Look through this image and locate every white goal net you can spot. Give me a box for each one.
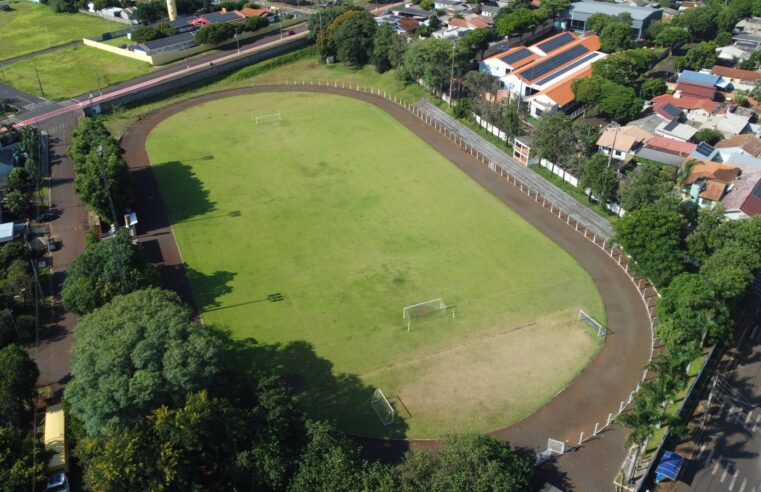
[253,112,282,125]
[402,298,454,331]
[371,389,395,426]
[579,310,606,337]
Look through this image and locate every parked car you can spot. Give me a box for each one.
[46,472,70,492]
[286,30,296,36]
[47,238,60,252]
[34,212,57,223]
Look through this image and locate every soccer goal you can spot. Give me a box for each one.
[536,439,566,465]
[579,310,606,337]
[402,298,454,331]
[253,112,282,125]
[371,389,395,426]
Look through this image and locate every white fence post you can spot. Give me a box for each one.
[578,432,584,445]
[594,422,600,436]
[619,401,625,413]
[607,413,613,426]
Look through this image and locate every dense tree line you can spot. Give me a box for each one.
[69,118,132,224]
[65,288,534,490]
[2,126,43,220]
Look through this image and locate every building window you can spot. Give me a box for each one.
[570,19,585,30]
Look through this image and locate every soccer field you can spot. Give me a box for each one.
[146,92,605,438]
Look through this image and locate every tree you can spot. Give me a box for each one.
[459,28,493,60]
[619,162,676,211]
[495,7,538,37]
[677,7,717,40]
[0,344,39,426]
[65,288,224,435]
[289,420,364,491]
[592,49,657,87]
[131,23,178,43]
[654,27,691,54]
[641,78,667,99]
[501,105,521,145]
[62,230,159,315]
[600,22,633,52]
[0,424,47,491]
[686,206,730,265]
[194,23,236,45]
[2,190,28,218]
[691,128,724,146]
[397,434,533,491]
[0,259,33,305]
[657,273,731,348]
[580,154,619,205]
[332,10,376,66]
[614,204,687,287]
[646,19,668,39]
[587,12,614,33]
[700,243,761,304]
[531,112,576,167]
[133,0,165,23]
[69,118,132,222]
[400,38,469,93]
[675,41,718,71]
[596,85,643,122]
[316,9,366,60]
[6,168,33,194]
[243,15,269,32]
[372,24,397,73]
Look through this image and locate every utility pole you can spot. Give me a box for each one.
[448,39,456,107]
[607,122,620,167]
[96,144,127,292]
[94,71,103,96]
[34,67,45,99]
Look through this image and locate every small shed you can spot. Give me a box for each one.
[655,450,684,483]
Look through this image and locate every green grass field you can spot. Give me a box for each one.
[146,92,605,438]
[0,0,116,61]
[2,45,153,101]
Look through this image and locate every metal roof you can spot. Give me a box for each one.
[567,0,662,21]
[201,10,243,23]
[142,31,197,50]
[167,15,194,28]
[677,70,720,88]
[519,44,589,82]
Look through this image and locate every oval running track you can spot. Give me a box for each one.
[120,85,651,491]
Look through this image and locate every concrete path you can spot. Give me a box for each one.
[119,85,653,491]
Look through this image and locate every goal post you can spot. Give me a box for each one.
[253,112,282,124]
[370,389,395,426]
[402,298,455,331]
[579,310,606,337]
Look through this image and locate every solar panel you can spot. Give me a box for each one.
[519,44,589,83]
[663,120,679,132]
[167,15,194,28]
[535,52,599,86]
[537,33,574,54]
[662,103,682,118]
[202,11,241,23]
[500,48,532,66]
[143,31,197,50]
[695,142,715,158]
[753,183,761,200]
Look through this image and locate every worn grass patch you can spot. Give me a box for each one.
[145,92,604,439]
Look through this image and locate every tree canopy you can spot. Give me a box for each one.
[0,344,38,427]
[194,23,236,45]
[675,41,718,71]
[619,162,676,212]
[531,112,576,166]
[580,154,619,205]
[332,9,376,66]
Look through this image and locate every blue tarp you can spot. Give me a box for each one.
[655,451,684,483]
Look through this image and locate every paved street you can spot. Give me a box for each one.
[676,311,761,492]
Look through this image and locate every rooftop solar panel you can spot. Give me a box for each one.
[662,103,682,118]
[202,11,241,23]
[535,52,598,86]
[536,33,574,54]
[519,44,589,83]
[695,142,715,158]
[143,31,197,50]
[500,48,532,66]
[753,183,761,200]
[167,15,193,28]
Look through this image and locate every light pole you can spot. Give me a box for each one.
[235,29,240,53]
[96,144,127,292]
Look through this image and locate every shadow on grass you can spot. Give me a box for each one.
[185,265,235,311]
[150,160,215,223]
[225,337,410,440]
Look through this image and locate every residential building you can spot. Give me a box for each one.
[653,102,684,122]
[562,0,663,39]
[716,45,752,63]
[390,6,433,20]
[596,125,653,160]
[720,171,761,219]
[732,32,761,52]
[655,120,698,142]
[479,5,499,17]
[715,134,761,159]
[644,135,697,157]
[634,147,685,166]
[701,111,751,137]
[650,94,720,123]
[239,7,270,18]
[681,161,740,208]
[710,65,761,91]
[675,70,719,99]
[735,17,761,35]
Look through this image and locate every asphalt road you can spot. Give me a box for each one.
[675,309,761,492]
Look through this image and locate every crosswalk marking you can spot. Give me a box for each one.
[713,458,722,475]
[705,447,715,463]
[730,470,740,490]
[22,101,53,111]
[721,464,729,482]
[752,415,760,432]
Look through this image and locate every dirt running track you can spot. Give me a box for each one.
[121,86,651,491]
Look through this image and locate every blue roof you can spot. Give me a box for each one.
[655,451,684,483]
[678,70,721,88]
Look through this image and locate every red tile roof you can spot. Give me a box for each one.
[651,94,720,113]
[711,65,761,81]
[239,7,268,17]
[741,181,761,216]
[397,17,419,32]
[676,82,716,99]
[645,136,696,156]
[448,18,469,28]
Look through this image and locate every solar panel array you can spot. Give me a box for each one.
[167,16,194,28]
[753,182,761,200]
[519,44,589,83]
[662,103,682,119]
[143,31,197,50]
[202,11,242,23]
[500,48,532,66]
[535,52,598,87]
[695,142,715,158]
[536,33,574,54]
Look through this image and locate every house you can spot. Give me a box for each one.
[239,7,270,17]
[496,33,607,116]
[651,94,720,123]
[596,125,653,160]
[390,6,433,20]
[562,0,663,39]
[644,135,697,157]
[715,134,761,158]
[655,120,698,142]
[653,102,684,122]
[675,70,720,99]
[720,172,761,219]
[701,111,752,137]
[691,141,720,161]
[681,160,741,208]
[134,31,197,55]
[479,5,499,17]
[716,45,752,63]
[732,32,761,52]
[661,7,678,20]
[395,17,419,34]
[735,17,761,35]
[710,65,761,91]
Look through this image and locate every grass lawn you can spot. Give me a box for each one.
[2,45,153,101]
[0,0,115,61]
[146,92,605,438]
